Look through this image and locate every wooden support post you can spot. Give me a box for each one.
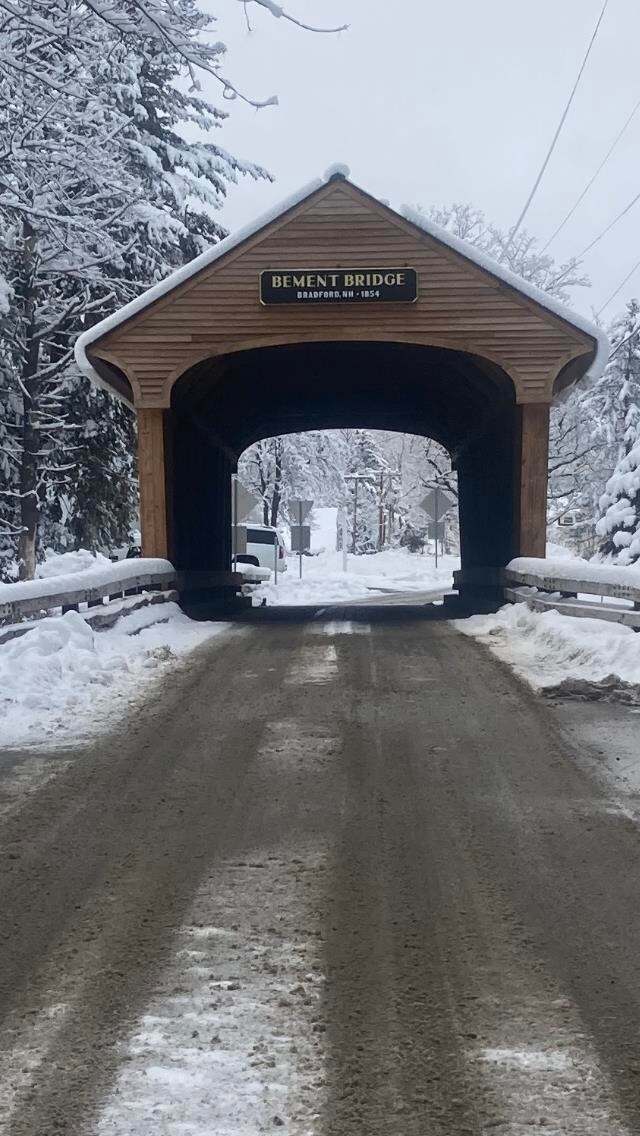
[518,402,550,558]
[137,407,168,560]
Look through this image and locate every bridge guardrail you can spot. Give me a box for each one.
[0,560,178,634]
[0,557,271,642]
[503,559,640,629]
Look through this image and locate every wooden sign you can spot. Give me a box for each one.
[260,268,418,305]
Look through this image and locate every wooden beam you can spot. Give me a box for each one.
[518,402,550,558]
[137,407,168,559]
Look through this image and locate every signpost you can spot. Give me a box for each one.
[231,476,260,563]
[260,268,418,306]
[337,506,348,572]
[418,487,456,568]
[289,498,313,579]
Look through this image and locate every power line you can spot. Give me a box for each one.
[542,94,640,252]
[501,0,610,261]
[550,185,640,293]
[597,258,640,317]
[577,186,640,258]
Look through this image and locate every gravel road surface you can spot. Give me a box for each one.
[0,616,639,1134]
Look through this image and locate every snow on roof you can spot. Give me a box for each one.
[75,163,609,391]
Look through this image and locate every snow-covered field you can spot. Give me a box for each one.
[0,604,227,750]
[256,547,457,605]
[459,603,640,696]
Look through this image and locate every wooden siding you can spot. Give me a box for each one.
[138,408,168,558]
[91,181,594,408]
[518,403,550,557]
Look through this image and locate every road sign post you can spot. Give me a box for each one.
[338,507,348,572]
[289,499,313,580]
[231,476,261,565]
[435,485,439,568]
[418,486,456,569]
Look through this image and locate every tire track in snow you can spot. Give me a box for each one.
[94,714,343,1135]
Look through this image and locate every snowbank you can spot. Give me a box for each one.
[0,605,226,749]
[544,542,586,563]
[310,506,339,553]
[457,603,640,695]
[36,548,113,579]
[257,547,458,605]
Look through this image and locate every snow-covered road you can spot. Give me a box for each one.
[1,617,640,1134]
[254,547,458,606]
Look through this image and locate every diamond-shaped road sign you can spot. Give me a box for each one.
[289,498,314,523]
[233,482,261,523]
[419,488,456,523]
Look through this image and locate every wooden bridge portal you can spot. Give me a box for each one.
[76,168,605,609]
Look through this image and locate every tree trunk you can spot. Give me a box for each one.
[17,222,41,580]
[255,443,270,525]
[270,439,282,527]
[17,394,39,580]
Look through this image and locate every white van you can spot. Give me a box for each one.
[233,524,288,574]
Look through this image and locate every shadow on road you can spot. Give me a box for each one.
[179,594,485,623]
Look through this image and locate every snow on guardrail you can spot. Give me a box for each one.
[506,557,640,600]
[503,557,640,629]
[0,559,176,625]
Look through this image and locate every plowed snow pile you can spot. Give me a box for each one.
[458,603,640,702]
[0,606,227,748]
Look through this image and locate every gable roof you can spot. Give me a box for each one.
[75,164,609,391]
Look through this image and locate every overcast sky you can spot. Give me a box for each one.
[203,0,639,322]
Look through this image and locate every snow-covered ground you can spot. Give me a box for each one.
[0,604,228,750]
[257,548,457,605]
[458,603,640,696]
[35,547,113,579]
[252,507,457,605]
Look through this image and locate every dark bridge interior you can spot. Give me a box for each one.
[168,340,518,599]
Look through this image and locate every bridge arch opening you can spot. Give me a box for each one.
[167,339,517,604]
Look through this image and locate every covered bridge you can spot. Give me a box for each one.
[76,166,606,608]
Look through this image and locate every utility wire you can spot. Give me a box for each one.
[577,186,640,258]
[542,93,640,252]
[550,186,640,293]
[501,0,610,261]
[597,258,640,317]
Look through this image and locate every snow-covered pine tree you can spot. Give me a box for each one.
[596,442,640,565]
[595,301,640,563]
[0,7,149,577]
[2,0,342,576]
[46,20,271,559]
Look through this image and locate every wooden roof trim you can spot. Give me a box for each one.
[97,178,591,355]
[85,180,341,345]
[344,186,593,351]
[75,167,608,391]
